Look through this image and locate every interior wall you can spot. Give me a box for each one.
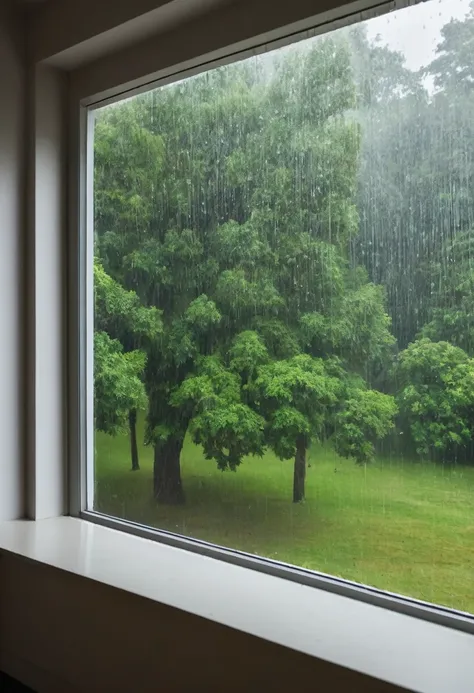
[0,554,407,693]
[33,0,381,70]
[26,64,67,521]
[0,4,25,521]
[28,0,182,64]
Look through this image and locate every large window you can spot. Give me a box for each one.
[89,0,474,617]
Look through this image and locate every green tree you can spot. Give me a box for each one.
[333,385,397,465]
[94,261,162,469]
[171,350,266,472]
[251,352,341,502]
[94,34,396,502]
[176,328,395,502]
[349,26,433,349]
[428,1,474,91]
[93,102,165,471]
[94,331,147,437]
[396,338,474,458]
[352,7,474,353]
[422,230,474,356]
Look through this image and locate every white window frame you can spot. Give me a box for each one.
[67,0,474,641]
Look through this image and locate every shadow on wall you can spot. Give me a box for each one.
[0,672,36,692]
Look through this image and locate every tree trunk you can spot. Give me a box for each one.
[154,435,185,504]
[293,436,307,503]
[129,409,140,471]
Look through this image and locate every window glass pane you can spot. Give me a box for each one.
[91,0,474,615]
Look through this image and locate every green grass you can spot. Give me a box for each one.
[95,423,474,614]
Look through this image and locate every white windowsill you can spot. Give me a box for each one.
[0,517,472,693]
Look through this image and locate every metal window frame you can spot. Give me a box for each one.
[69,0,474,638]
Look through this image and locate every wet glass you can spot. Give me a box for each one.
[91,0,474,615]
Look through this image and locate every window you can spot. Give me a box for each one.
[87,0,474,619]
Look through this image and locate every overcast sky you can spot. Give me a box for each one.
[366,0,471,70]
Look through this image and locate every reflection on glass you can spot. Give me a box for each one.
[92,0,474,614]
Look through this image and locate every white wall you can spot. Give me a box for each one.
[0,4,25,521]
[26,64,67,520]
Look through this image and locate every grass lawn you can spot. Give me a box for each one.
[95,423,474,615]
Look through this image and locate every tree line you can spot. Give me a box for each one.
[94,2,474,504]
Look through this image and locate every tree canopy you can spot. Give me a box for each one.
[94,260,162,467]
[93,2,474,501]
[94,34,397,504]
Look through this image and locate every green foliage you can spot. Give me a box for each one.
[352,7,474,351]
[348,6,474,463]
[229,331,269,379]
[94,261,162,444]
[94,102,165,272]
[94,260,163,347]
[427,1,474,91]
[422,231,474,356]
[300,279,395,374]
[93,29,398,496]
[184,295,221,332]
[93,6,474,488]
[251,354,396,465]
[171,356,265,470]
[213,220,272,270]
[396,339,474,456]
[215,270,284,321]
[333,387,397,464]
[252,355,342,460]
[94,332,147,435]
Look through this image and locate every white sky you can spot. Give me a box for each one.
[366,0,471,69]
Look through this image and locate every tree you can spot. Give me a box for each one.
[176,327,396,502]
[94,33,397,502]
[421,230,474,356]
[252,352,341,502]
[404,229,474,462]
[94,261,162,469]
[428,1,474,92]
[332,385,397,465]
[94,331,147,437]
[171,350,266,472]
[396,338,474,458]
[352,7,474,353]
[349,26,433,349]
